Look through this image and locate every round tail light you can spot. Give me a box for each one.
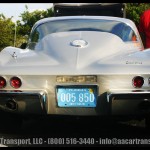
[0,76,6,89]
[10,77,22,89]
[133,76,144,88]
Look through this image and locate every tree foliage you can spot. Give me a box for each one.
[17,6,54,36]
[0,6,54,50]
[126,3,150,26]
[0,15,15,50]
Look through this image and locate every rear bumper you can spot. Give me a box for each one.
[107,90,150,116]
[0,90,150,117]
[0,90,47,115]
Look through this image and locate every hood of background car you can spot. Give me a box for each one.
[0,31,148,75]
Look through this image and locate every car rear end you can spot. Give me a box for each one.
[0,74,150,119]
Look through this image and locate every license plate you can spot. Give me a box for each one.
[56,86,97,107]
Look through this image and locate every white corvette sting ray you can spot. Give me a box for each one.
[0,16,150,127]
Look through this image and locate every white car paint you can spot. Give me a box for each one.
[0,16,149,117]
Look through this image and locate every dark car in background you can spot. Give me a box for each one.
[53,3,126,18]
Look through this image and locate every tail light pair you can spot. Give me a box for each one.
[0,75,146,89]
[0,76,22,89]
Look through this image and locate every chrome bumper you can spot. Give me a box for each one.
[1,89,150,116]
[0,90,47,114]
[107,90,150,116]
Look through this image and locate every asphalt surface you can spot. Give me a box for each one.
[0,115,150,147]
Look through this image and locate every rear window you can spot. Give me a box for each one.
[28,19,137,50]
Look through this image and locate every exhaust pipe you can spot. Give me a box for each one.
[5,99,18,111]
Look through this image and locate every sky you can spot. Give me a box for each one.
[0,3,53,22]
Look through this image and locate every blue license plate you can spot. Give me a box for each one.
[56,86,97,107]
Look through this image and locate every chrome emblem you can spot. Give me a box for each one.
[71,40,88,48]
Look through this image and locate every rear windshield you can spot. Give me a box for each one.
[28,19,137,50]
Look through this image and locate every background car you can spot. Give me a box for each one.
[53,3,126,18]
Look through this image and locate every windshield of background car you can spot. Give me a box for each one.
[28,19,138,50]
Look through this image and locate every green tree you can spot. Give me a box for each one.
[0,5,54,49]
[0,14,15,50]
[17,5,54,36]
[126,3,150,26]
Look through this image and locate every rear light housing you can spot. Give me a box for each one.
[10,77,22,89]
[132,76,144,88]
[0,76,6,89]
